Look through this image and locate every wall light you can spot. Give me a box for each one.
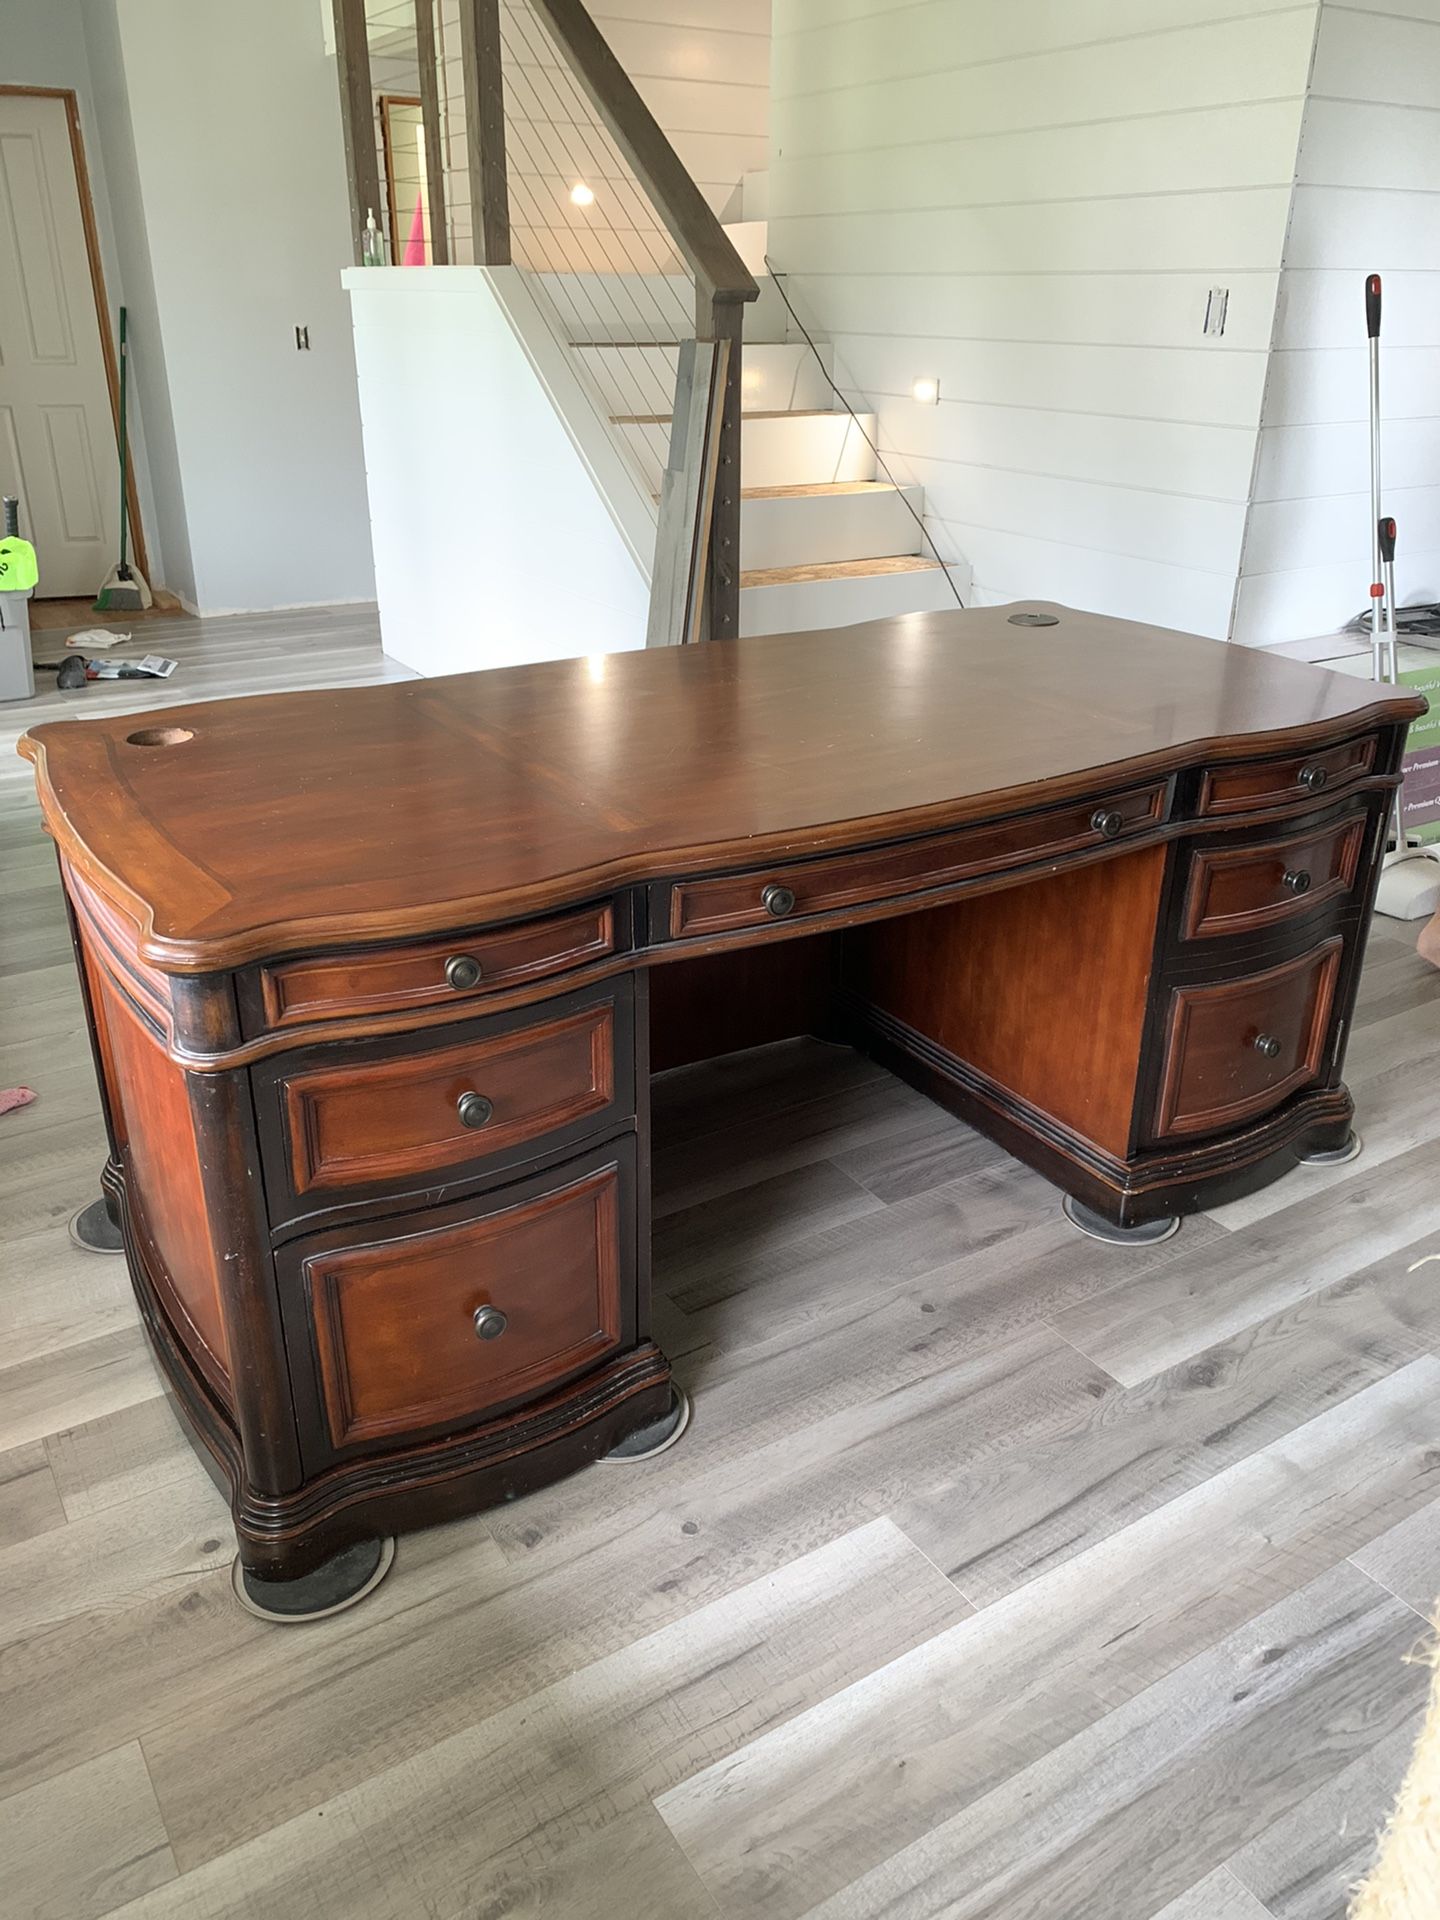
[912,377,940,406]
[569,181,595,207]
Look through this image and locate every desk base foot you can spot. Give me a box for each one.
[1296,1129,1363,1167]
[69,1195,124,1254]
[601,1384,691,1462]
[1063,1195,1180,1247]
[232,1536,394,1623]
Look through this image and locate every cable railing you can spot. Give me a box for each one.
[330,0,758,644]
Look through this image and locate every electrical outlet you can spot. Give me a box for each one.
[1203,288,1228,338]
[295,325,310,351]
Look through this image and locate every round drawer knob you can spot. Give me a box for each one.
[1091,808,1125,840]
[1281,869,1312,895]
[446,953,483,991]
[761,883,796,919]
[1298,764,1328,793]
[456,1091,494,1130]
[472,1304,508,1341]
[1253,1033,1283,1060]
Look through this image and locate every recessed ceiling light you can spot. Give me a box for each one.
[912,376,940,405]
[570,182,595,207]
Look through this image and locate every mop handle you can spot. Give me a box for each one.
[117,306,129,574]
[1366,274,1385,680]
[1380,516,1399,683]
[1379,515,1407,852]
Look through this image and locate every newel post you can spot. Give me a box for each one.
[458,0,512,264]
[332,0,383,265]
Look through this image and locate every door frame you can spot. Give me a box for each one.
[0,84,150,586]
[380,93,424,266]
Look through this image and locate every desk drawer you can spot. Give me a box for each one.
[257,902,615,1030]
[264,985,628,1212]
[1181,814,1368,941]
[292,1147,629,1452]
[668,783,1169,940]
[1153,937,1343,1141]
[1197,739,1374,817]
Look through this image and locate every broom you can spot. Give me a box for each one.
[93,306,152,613]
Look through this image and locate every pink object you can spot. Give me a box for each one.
[404,192,427,266]
[0,1086,36,1116]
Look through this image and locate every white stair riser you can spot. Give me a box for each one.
[740,344,832,413]
[722,219,768,277]
[616,410,878,496]
[741,563,972,638]
[742,412,877,490]
[741,486,925,570]
[578,342,833,419]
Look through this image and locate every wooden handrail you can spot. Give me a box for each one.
[525,0,759,317]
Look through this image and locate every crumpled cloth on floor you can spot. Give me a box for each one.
[0,1087,36,1115]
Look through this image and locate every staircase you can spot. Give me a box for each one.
[544,180,969,637]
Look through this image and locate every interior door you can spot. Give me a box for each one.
[0,92,118,596]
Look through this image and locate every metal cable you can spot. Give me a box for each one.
[763,255,966,611]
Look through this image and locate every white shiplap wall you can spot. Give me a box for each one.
[768,0,1324,638]
[1234,0,1440,645]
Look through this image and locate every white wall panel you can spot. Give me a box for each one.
[773,272,1282,353]
[828,337,1270,431]
[891,463,1248,576]
[1264,345,1440,426]
[1235,0,1440,644]
[769,0,1321,638]
[1244,485,1440,574]
[774,0,1308,66]
[1233,549,1440,647]
[1273,270,1440,349]
[1257,419,1440,500]
[772,191,1296,278]
[886,409,1258,503]
[773,12,1317,142]
[770,104,1306,212]
[1309,3,1440,105]
[944,519,1241,639]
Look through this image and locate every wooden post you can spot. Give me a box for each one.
[332,0,383,265]
[646,338,729,647]
[414,0,450,265]
[457,0,510,265]
[702,299,743,642]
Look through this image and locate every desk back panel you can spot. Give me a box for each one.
[844,846,1168,1159]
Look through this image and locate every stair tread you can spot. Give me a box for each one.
[742,481,904,500]
[741,556,940,588]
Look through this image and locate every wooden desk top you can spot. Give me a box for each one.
[20,604,1424,969]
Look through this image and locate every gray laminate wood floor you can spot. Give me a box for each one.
[3,606,1440,1920]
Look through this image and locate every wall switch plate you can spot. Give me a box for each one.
[295,325,311,351]
[1203,288,1228,337]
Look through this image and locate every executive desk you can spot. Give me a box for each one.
[20,604,1425,1616]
